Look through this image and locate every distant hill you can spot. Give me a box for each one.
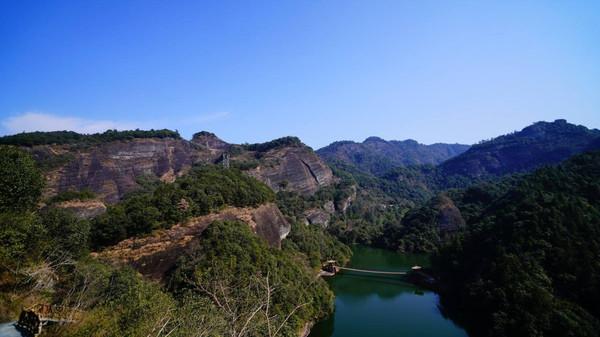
[440,119,600,178]
[317,137,469,176]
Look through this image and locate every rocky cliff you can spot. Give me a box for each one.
[13,131,333,203]
[96,203,290,280]
[31,138,202,203]
[243,145,334,195]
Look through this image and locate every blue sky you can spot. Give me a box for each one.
[1,0,599,148]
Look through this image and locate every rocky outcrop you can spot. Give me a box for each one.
[95,203,289,280]
[191,131,231,159]
[303,201,335,228]
[433,195,465,232]
[29,133,333,203]
[36,138,202,203]
[245,146,334,195]
[54,199,107,219]
[336,185,356,213]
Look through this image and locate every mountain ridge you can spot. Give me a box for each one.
[317,136,470,176]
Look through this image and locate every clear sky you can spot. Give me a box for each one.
[1,0,599,148]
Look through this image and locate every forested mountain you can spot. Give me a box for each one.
[0,144,350,337]
[317,137,469,176]
[440,119,600,178]
[432,151,600,337]
[2,121,599,337]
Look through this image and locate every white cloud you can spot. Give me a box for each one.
[2,112,137,134]
[1,111,232,137]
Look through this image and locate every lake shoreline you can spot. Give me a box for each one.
[308,246,467,337]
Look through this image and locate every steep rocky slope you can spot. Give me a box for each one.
[194,134,334,195]
[244,144,334,195]
[317,137,469,176]
[440,119,600,178]
[96,203,290,280]
[5,131,333,203]
[31,137,202,203]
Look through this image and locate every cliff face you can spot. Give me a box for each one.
[244,145,334,195]
[35,138,201,203]
[96,203,290,280]
[28,132,332,203]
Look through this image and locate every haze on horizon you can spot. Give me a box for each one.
[1,0,599,148]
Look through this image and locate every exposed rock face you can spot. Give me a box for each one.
[37,138,201,203]
[96,203,289,280]
[433,195,465,232]
[54,199,107,219]
[191,131,230,158]
[245,146,334,195]
[31,133,333,203]
[336,185,356,214]
[303,201,335,228]
[303,208,332,228]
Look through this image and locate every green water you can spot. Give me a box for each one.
[309,246,468,337]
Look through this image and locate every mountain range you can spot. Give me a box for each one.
[317,137,469,176]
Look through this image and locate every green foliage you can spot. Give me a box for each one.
[91,165,275,248]
[317,138,469,176]
[242,136,304,152]
[170,221,335,337]
[0,211,43,269]
[433,151,600,337]
[283,222,352,268]
[0,150,344,337]
[378,178,520,253]
[0,129,181,146]
[440,119,600,178]
[48,188,96,204]
[0,146,45,212]
[62,267,177,337]
[41,208,91,258]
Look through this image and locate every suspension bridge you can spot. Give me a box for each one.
[321,260,420,276]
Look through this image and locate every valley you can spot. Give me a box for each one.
[0,119,599,337]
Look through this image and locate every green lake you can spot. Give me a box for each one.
[309,246,468,337]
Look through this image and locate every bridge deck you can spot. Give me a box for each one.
[337,267,407,275]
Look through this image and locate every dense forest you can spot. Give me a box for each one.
[0,145,350,337]
[0,129,181,146]
[91,165,275,248]
[433,151,600,337]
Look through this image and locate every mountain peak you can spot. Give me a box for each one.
[364,136,386,143]
[441,120,600,177]
[191,131,230,150]
[318,137,470,176]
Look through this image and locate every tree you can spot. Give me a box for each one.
[0,146,44,212]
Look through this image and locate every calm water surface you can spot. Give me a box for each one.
[309,246,467,337]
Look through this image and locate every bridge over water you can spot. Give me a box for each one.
[321,260,420,276]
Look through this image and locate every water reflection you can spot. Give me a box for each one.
[309,246,467,337]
